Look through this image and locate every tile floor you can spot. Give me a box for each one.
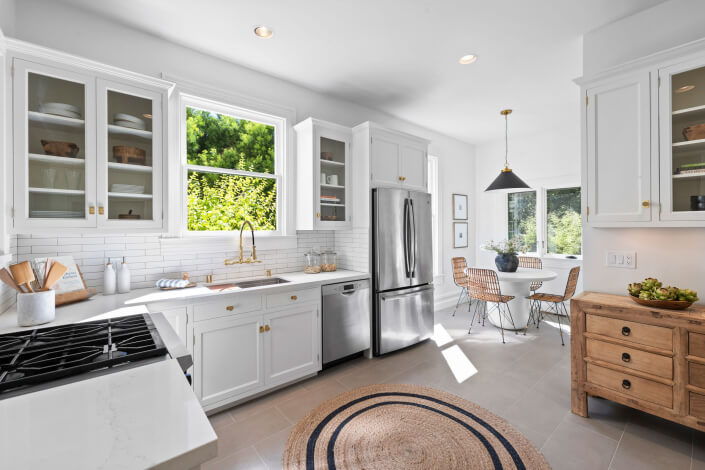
[204,305,705,470]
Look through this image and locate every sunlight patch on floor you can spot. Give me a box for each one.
[540,319,570,333]
[441,344,478,383]
[432,323,454,347]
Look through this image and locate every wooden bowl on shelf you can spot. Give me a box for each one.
[683,123,705,141]
[630,295,693,310]
[41,140,80,158]
[113,146,146,165]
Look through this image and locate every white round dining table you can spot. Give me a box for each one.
[488,268,557,330]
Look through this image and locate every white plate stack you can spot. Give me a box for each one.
[113,113,146,130]
[39,102,81,119]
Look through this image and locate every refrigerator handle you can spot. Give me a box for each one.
[403,198,411,278]
[410,198,416,277]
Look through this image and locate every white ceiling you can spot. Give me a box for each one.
[55,0,666,144]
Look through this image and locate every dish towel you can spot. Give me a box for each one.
[156,279,190,289]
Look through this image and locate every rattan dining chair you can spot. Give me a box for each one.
[451,257,471,316]
[519,256,543,326]
[466,268,518,344]
[529,266,581,346]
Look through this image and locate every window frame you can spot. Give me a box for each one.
[427,155,441,277]
[179,93,287,238]
[506,188,539,256]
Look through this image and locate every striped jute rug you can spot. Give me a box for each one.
[283,384,550,470]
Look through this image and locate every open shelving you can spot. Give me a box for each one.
[28,153,85,166]
[28,111,84,128]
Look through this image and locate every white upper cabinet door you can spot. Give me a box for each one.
[400,144,427,191]
[659,56,705,222]
[96,79,164,230]
[585,72,652,224]
[13,59,97,230]
[192,313,264,407]
[263,303,320,387]
[370,134,402,187]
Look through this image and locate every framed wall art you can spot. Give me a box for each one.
[453,222,468,248]
[452,193,468,220]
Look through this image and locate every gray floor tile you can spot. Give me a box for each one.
[202,445,267,470]
[541,419,618,470]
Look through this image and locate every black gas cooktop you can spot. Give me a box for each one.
[0,314,167,397]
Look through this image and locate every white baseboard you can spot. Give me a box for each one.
[435,291,462,311]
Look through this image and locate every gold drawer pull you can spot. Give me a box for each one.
[316,212,321,219]
[398,176,403,181]
[259,326,264,333]
[291,295,297,300]
[89,206,95,215]
[98,206,104,215]
[226,305,234,311]
[265,324,270,332]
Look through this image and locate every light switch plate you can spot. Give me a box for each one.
[606,250,636,269]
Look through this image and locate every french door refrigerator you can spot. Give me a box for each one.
[372,188,434,355]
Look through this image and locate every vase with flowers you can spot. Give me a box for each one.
[482,238,528,273]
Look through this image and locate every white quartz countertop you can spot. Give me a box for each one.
[0,359,217,470]
[0,269,369,333]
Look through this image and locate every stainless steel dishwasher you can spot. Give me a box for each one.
[322,279,371,365]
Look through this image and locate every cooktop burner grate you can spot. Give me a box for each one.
[0,314,167,395]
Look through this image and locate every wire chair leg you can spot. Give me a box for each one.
[503,302,519,335]
[555,302,565,346]
[536,301,543,329]
[452,288,465,316]
[497,303,506,344]
[468,299,480,334]
[481,301,486,326]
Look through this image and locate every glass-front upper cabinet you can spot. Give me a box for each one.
[318,134,348,226]
[13,60,97,229]
[660,58,705,221]
[97,79,162,229]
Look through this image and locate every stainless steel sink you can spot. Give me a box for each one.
[206,277,289,291]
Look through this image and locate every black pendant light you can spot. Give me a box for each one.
[485,109,530,192]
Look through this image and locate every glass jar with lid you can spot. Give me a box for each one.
[321,249,337,272]
[303,249,321,274]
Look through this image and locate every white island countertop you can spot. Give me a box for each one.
[0,359,217,470]
[0,269,369,333]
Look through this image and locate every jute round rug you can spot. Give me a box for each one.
[282,384,550,470]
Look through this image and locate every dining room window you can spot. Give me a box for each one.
[507,190,537,252]
[546,187,582,256]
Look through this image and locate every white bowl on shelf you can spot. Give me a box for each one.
[40,102,81,119]
[113,113,146,130]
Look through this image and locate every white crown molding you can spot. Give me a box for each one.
[352,120,431,145]
[5,38,174,91]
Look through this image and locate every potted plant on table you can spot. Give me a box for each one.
[482,238,528,273]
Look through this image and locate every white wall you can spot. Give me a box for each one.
[474,124,583,297]
[4,0,475,306]
[0,0,15,37]
[582,0,705,298]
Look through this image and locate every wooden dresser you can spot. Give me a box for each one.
[571,292,705,432]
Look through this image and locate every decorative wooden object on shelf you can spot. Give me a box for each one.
[113,145,146,165]
[683,123,705,141]
[41,140,80,158]
[571,292,705,433]
[630,296,693,310]
[55,266,97,306]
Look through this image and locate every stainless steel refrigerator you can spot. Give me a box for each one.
[372,188,434,355]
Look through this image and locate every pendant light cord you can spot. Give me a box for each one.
[504,113,509,169]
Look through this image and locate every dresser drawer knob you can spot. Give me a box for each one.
[621,352,631,363]
[621,379,631,390]
[621,326,631,336]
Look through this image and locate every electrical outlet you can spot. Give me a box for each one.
[606,250,636,269]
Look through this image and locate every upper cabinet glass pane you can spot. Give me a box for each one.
[27,72,86,219]
[319,136,346,222]
[670,65,705,213]
[106,89,154,221]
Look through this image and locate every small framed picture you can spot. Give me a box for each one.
[452,194,468,220]
[453,222,468,248]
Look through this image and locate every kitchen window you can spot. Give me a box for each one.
[182,96,284,233]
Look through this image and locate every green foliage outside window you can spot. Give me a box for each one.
[508,191,537,252]
[186,107,277,231]
[547,187,582,255]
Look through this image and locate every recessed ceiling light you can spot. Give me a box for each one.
[254,26,273,39]
[459,54,478,65]
[675,85,695,93]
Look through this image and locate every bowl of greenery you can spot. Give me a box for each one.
[627,278,698,310]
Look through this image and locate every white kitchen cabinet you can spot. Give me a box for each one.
[264,303,320,387]
[159,306,189,346]
[584,71,652,224]
[193,312,265,407]
[294,118,352,230]
[9,44,171,233]
[369,127,428,191]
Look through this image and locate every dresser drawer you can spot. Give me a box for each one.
[193,294,262,322]
[586,363,672,408]
[689,333,705,359]
[689,362,705,389]
[586,338,672,379]
[586,314,672,351]
[691,392,705,420]
[266,287,319,309]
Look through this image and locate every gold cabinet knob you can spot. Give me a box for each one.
[316,212,321,219]
[226,305,234,311]
[259,326,264,333]
[98,206,104,215]
[291,295,297,300]
[642,200,650,208]
[264,324,270,332]
[398,176,403,181]
[89,206,95,215]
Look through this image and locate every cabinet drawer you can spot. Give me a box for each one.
[266,287,319,309]
[193,294,262,322]
[689,362,705,389]
[586,363,672,408]
[586,338,672,379]
[691,392,705,420]
[689,333,705,359]
[586,314,672,351]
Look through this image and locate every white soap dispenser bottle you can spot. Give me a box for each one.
[103,261,117,295]
[118,256,131,294]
